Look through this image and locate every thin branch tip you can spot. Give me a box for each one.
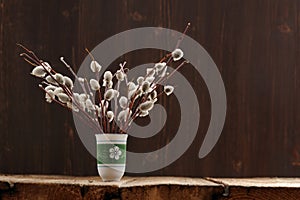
[16,43,31,52]
[85,48,95,61]
[16,43,24,48]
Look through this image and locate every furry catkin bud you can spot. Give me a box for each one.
[139,101,154,112]
[164,85,174,96]
[57,93,70,103]
[90,79,100,90]
[31,66,47,77]
[171,48,184,61]
[104,89,115,101]
[90,61,102,72]
[63,76,73,89]
[119,96,128,109]
[106,111,114,122]
[104,71,113,81]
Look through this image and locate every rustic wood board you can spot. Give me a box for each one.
[0,175,300,199]
[211,177,300,188]
[0,175,222,200]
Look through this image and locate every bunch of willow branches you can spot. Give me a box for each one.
[19,23,190,134]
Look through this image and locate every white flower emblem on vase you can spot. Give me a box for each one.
[109,146,122,160]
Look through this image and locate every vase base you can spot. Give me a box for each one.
[98,165,125,182]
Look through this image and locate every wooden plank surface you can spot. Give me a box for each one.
[0,0,300,177]
[0,175,219,187]
[1,175,300,199]
[211,178,300,200]
[0,175,223,200]
[210,177,300,188]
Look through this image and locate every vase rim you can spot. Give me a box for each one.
[95,133,128,142]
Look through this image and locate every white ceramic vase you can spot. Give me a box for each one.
[95,133,128,181]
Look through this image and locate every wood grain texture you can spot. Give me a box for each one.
[0,175,223,200]
[220,187,300,200]
[211,178,300,199]
[1,175,300,200]
[0,0,300,177]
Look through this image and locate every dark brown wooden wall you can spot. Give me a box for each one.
[0,0,300,177]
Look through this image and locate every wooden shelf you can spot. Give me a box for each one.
[0,175,299,199]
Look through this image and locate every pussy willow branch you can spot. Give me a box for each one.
[123,60,188,132]
[59,57,103,132]
[39,85,100,132]
[165,22,191,66]
[18,44,102,133]
[122,23,191,132]
[123,54,170,128]
[84,78,100,125]
[60,57,90,103]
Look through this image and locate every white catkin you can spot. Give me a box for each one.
[63,76,73,89]
[127,82,137,91]
[154,62,166,72]
[31,66,47,77]
[90,79,100,90]
[85,99,95,111]
[90,61,102,72]
[116,70,125,81]
[55,73,65,85]
[117,108,131,122]
[139,101,154,112]
[73,93,80,102]
[106,111,114,122]
[141,81,150,93]
[104,89,115,101]
[137,76,144,85]
[53,87,64,95]
[119,96,128,109]
[164,85,174,96]
[171,48,184,61]
[45,85,57,92]
[46,75,58,86]
[57,93,70,103]
[104,71,113,81]
[149,90,157,100]
[79,93,88,102]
